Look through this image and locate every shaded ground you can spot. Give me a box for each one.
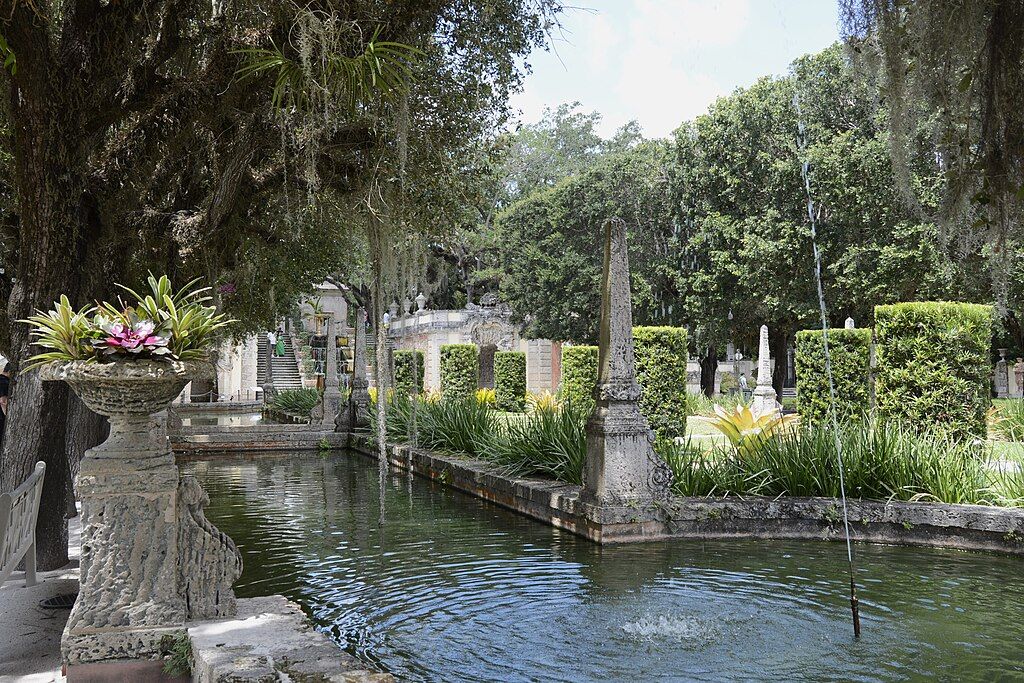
[0,514,80,683]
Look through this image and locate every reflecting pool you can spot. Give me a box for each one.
[182,452,1024,682]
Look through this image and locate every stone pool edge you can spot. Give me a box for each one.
[347,435,1024,555]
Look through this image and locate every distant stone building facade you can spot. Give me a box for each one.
[387,294,560,394]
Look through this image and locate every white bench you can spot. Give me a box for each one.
[0,462,46,587]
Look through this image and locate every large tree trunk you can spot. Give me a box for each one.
[769,327,790,401]
[699,345,718,398]
[64,396,108,517]
[0,16,86,570]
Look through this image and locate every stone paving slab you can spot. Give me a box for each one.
[0,514,81,683]
[188,595,392,682]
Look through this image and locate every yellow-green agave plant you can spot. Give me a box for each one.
[710,404,799,458]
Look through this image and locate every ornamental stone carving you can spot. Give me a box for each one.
[582,218,671,511]
[40,359,241,665]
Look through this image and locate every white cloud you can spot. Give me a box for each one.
[512,0,840,140]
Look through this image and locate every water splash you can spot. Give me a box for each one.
[793,91,862,637]
[621,614,720,644]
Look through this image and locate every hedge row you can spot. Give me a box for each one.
[558,327,690,437]
[560,345,598,409]
[874,302,992,440]
[795,328,871,426]
[394,350,425,396]
[633,326,689,439]
[440,344,479,400]
[494,351,527,412]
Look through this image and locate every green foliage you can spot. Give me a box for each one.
[633,326,689,438]
[709,404,799,458]
[480,403,589,484]
[559,345,598,410]
[660,421,1020,505]
[394,350,425,396]
[375,395,493,455]
[378,395,587,484]
[273,388,321,416]
[496,141,678,342]
[24,275,232,370]
[494,351,527,412]
[160,633,192,677]
[874,302,993,439]
[992,400,1024,441]
[439,344,478,400]
[795,328,872,426]
[234,25,421,114]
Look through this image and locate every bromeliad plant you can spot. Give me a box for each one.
[710,404,799,457]
[24,275,232,370]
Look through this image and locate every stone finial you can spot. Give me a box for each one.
[996,349,1010,399]
[336,308,371,432]
[751,324,779,416]
[402,297,413,316]
[388,301,399,319]
[845,317,855,329]
[582,218,670,510]
[415,292,427,312]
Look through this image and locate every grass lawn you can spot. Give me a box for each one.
[990,440,1024,464]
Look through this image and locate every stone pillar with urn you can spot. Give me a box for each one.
[40,360,241,666]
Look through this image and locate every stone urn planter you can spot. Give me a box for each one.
[41,359,242,666]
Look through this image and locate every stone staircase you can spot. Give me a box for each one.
[258,334,303,392]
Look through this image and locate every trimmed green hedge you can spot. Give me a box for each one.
[440,344,479,400]
[494,351,527,412]
[394,350,425,396]
[633,326,689,439]
[560,345,598,409]
[874,302,993,439]
[795,328,872,426]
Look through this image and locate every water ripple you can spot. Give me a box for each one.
[183,452,1024,683]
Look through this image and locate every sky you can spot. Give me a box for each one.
[510,0,841,139]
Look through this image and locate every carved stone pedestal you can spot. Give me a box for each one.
[41,360,241,666]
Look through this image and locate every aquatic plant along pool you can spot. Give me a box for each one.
[182,452,1024,682]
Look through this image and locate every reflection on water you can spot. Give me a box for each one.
[182,452,1024,683]
[180,411,265,426]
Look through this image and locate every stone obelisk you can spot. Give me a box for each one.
[582,218,670,509]
[336,307,371,432]
[751,324,779,416]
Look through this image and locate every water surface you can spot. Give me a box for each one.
[183,452,1024,682]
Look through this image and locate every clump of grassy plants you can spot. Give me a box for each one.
[659,421,1023,506]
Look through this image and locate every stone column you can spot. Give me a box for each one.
[995,348,1009,399]
[751,325,779,416]
[336,308,371,432]
[582,219,671,509]
[239,334,258,401]
[313,316,344,427]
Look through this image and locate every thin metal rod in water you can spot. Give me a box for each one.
[794,92,862,638]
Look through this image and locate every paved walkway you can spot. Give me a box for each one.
[0,515,80,683]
